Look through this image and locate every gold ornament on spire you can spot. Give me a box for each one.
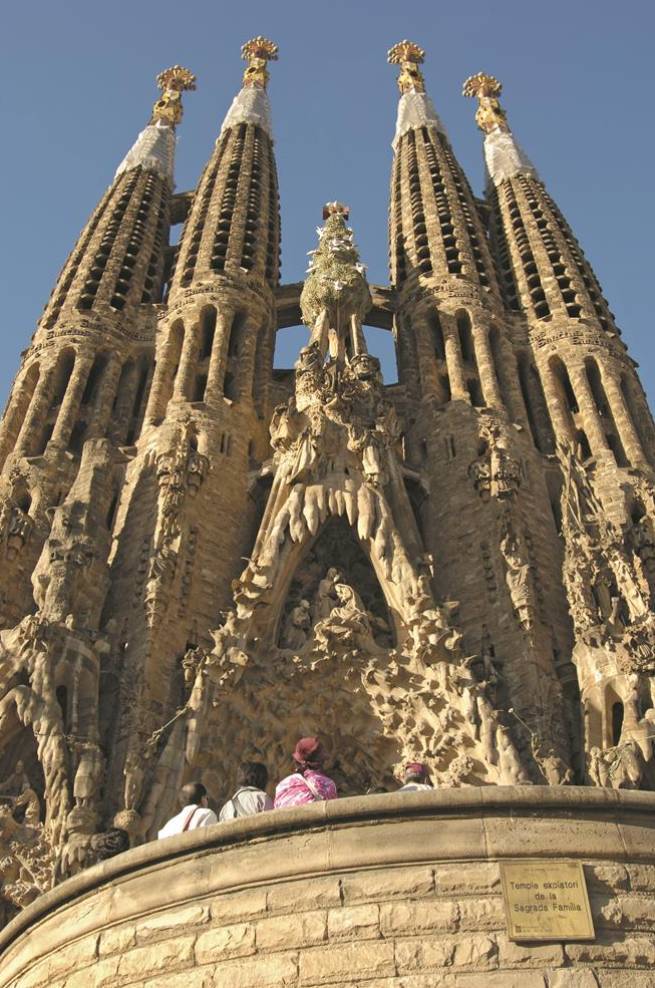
[387,41,426,95]
[462,72,509,134]
[152,65,196,127]
[241,37,278,89]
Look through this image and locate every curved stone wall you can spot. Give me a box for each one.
[2,787,655,988]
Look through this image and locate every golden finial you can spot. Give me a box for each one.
[462,72,509,134]
[241,37,279,89]
[323,202,350,220]
[387,41,426,95]
[152,66,196,127]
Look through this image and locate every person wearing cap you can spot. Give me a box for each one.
[274,737,337,808]
[398,762,433,792]
[157,781,218,838]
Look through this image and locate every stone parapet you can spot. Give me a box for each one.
[2,787,655,987]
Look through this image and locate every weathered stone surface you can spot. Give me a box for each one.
[136,903,210,941]
[299,941,396,984]
[341,868,434,904]
[379,899,458,936]
[195,922,255,963]
[256,910,327,951]
[116,934,196,979]
[327,904,380,940]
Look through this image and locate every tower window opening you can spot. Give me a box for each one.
[106,492,119,530]
[467,377,485,408]
[80,354,107,406]
[429,311,445,361]
[574,429,592,461]
[68,421,87,454]
[200,306,217,359]
[439,373,451,404]
[193,374,208,402]
[611,701,624,746]
[456,311,474,364]
[362,326,398,384]
[517,353,555,453]
[550,357,578,420]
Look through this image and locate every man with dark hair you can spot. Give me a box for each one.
[398,762,433,792]
[157,781,217,838]
[219,762,273,821]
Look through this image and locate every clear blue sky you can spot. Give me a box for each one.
[1,0,653,399]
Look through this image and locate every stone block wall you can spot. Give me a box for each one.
[2,788,655,988]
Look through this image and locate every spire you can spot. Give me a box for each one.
[115,65,196,184]
[463,73,536,187]
[388,41,445,150]
[219,36,278,139]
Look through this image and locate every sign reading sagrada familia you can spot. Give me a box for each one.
[1,37,655,988]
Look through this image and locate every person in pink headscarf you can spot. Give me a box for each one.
[398,762,433,792]
[274,737,337,808]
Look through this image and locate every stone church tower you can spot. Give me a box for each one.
[0,37,654,930]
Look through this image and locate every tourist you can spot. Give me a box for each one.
[90,827,130,861]
[219,762,274,820]
[157,781,217,838]
[398,762,433,792]
[274,737,337,808]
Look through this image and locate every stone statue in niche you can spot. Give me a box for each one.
[280,599,311,650]
[469,418,521,501]
[498,515,536,631]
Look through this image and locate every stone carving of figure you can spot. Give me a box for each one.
[312,568,341,624]
[281,599,311,651]
[496,725,530,785]
[470,423,521,501]
[499,518,535,631]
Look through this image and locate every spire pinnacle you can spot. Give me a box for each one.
[388,41,426,94]
[219,39,278,139]
[241,37,278,90]
[462,72,509,134]
[151,65,197,128]
[462,73,536,187]
[115,66,195,182]
[388,41,444,149]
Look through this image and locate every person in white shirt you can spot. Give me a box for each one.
[219,762,274,821]
[398,762,433,792]
[158,781,218,838]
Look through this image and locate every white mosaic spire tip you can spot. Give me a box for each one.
[114,120,177,184]
[219,86,273,139]
[392,92,445,151]
[483,128,538,187]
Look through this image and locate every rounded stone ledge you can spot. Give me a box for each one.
[1,786,655,988]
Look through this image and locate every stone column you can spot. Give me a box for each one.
[49,354,95,448]
[145,326,184,424]
[15,365,58,455]
[601,366,648,468]
[205,308,235,402]
[540,361,575,446]
[173,322,200,400]
[111,362,140,444]
[240,317,262,400]
[569,363,609,457]
[86,354,122,440]
[472,324,503,409]
[442,314,468,401]
[412,315,443,401]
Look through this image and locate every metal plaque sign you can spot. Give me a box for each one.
[500,860,595,941]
